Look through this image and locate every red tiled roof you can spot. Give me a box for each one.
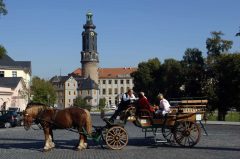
[72,67,137,78]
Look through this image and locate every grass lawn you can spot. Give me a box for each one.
[207,111,240,122]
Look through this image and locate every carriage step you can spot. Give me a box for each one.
[155,139,168,143]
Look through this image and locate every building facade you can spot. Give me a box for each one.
[73,67,136,107]
[0,54,31,110]
[0,77,28,111]
[0,54,31,89]
[50,75,99,108]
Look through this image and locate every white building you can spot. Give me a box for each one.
[0,54,31,89]
[0,54,31,110]
[0,77,28,111]
[72,67,136,107]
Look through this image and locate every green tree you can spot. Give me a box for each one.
[214,53,240,120]
[73,96,91,111]
[31,77,56,106]
[0,0,7,59]
[0,45,7,59]
[131,58,162,102]
[206,31,233,59]
[205,31,234,120]
[98,98,106,110]
[161,58,183,98]
[0,0,7,16]
[181,48,205,97]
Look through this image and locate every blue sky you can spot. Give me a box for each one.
[1,0,240,78]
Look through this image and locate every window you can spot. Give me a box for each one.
[108,88,112,95]
[12,71,17,77]
[114,88,118,94]
[126,80,130,84]
[115,80,118,84]
[69,91,71,95]
[69,99,71,103]
[103,80,106,84]
[120,80,124,84]
[68,83,70,86]
[0,71,4,77]
[74,91,76,95]
[120,87,124,93]
[102,89,106,95]
[108,80,112,84]
[94,90,96,95]
[87,90,90,95]
[109,97,112,105]
[79,91,82,95]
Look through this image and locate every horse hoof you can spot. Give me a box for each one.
[43,147,53,152]
[43,149,50,152]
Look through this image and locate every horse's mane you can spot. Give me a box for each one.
[26,102,48,109]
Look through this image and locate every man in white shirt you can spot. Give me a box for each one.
[109,89,136,123]
[155,93,171,116]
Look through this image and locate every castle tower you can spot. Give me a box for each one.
[81,12,99,83]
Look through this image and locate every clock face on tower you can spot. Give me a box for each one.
[90,32,94,36]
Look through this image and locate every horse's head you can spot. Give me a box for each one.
[23,109,33,130]
[23,103,47,130]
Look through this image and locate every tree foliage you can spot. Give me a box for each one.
[0,0,7,16]
[181,48,205,97]
[206,31,233,59]
[73,96,91,111]
[161,58,183,98]
[0,0,7,59]
[31,77,56,106]
[98,98,106,110]
[131,58,161,102]
[213,53,240,120]
[0,45,7,59]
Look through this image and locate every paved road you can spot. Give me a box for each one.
[0,115,240,159]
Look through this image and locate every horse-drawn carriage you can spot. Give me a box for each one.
[23,99,207,151]
[115,99,208,148]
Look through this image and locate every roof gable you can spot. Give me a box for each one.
[0,54,31,72]
[0,77,22,89]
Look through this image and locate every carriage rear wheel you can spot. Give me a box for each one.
[105,126,128,150]
[174,121,201,147]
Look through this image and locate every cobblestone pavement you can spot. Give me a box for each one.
[0,115,240,159]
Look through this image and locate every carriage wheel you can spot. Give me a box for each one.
[105,126,128,150]
[162,125,175,143]
[174,121,201,147]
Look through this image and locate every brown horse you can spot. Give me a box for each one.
[23,103,92,151]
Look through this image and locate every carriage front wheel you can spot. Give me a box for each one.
[105,126,128,150]
[174,121,201,147]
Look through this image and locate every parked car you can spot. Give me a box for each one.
[0,110,22,128]
[110,105,117,110]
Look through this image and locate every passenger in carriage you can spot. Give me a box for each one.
[155,93,171,116]
[137,92,156,114]
[109,89,136,123]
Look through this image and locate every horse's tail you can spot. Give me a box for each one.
[84,109,92,136]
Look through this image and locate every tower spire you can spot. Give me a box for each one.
[80,11,99,84]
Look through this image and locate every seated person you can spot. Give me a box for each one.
[137,92,157,115]
[155,93,171,116]
[109,89,136,123]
